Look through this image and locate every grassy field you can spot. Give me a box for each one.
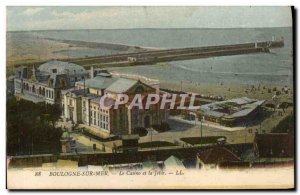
[6,34,150,70]
[7,35,72,66]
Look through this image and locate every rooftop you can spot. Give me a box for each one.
[105,78,138,93]
[38,60,88,75]
[201,97,265,118]
[90,96,115,107]
[198,147,241,164]
[77,75,118,90]
[63,88,88,96]
[164,155,185,168]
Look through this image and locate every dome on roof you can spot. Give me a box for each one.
[38,60,87,75]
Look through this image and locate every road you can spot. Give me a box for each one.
[58,106,292,153]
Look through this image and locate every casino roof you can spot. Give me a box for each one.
[77,75,118,90]
[38,60,88,75]
[105,78,138,93]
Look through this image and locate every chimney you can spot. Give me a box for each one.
[32,65,36,75]
[90,66,94,79]
[31,65,37,81]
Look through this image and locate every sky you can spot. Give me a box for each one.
[6,6,292,31]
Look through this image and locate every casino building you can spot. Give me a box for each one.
[13,60,168,136]
[13,60,89,104]
[62,70,169,136]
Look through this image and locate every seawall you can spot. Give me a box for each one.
[69,39,284,66]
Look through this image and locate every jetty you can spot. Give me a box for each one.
[69,38,284,67]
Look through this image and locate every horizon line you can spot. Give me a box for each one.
[7,26,292,32]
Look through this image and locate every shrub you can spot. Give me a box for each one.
[132,127,148,137]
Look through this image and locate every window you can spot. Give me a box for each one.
[56,91,60,99]
[69,99,73,106]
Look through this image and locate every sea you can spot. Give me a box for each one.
[16,28,295,86]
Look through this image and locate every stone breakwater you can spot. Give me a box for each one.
[69,39,284,66]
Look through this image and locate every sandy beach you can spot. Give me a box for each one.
[160,80,293,101]
[6,32,294,103]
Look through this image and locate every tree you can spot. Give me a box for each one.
[7,97,63,156]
